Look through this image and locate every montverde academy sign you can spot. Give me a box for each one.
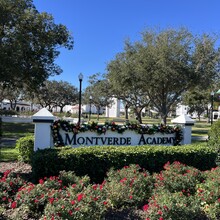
[32,109,194,151]
[52,120,182,147]
[63,131,176,147]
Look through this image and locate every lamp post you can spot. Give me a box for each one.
[89,95,92,121]
[78,73,83,125]
[211,91,214,125]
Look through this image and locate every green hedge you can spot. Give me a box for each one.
[31,144,217,183]
[0,109,19,116]
[16,135,34,163]
[0,117,2,137]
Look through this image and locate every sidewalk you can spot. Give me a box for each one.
[192,135,208,142]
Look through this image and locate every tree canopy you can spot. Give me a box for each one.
[0,0,73,91]
[182,87,210,120]
[34,80,78,112]
[107,27,220,124]
[83,74,113,120]
[106,42,150,123]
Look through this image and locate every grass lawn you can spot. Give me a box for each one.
[192,120,211,137]
[0,147,18,161]
[0,122,34,161]
[2,122,34,138]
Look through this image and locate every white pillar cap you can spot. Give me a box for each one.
[171,114,195,125]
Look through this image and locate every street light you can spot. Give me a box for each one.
[89,95,92,121]
[78,73,83,125]
[211,91,214,125]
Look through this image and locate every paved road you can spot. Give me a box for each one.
[0,137,17,147]
[192,136,208,142]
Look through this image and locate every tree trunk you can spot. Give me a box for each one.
[48,105,53,112]
[125,104,129,120]
[10,100,16,110]
[134,108,142,124]
[97,107,100,121]
[137,111,142,124]
[60,106,64,113]
[161,114,167,125]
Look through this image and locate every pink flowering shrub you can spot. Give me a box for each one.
[104,164,154,208]
[2,161,220,219]
[153,161,205,195]
[195,167,220,219]
[42,182,111,219]
[13,171,90,219]
[0,170,26,206]
[142,161,207,220]
[142,191,206,220]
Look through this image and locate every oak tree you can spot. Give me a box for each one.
[0,0,73,91]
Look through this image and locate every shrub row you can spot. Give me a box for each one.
[2,162,220,219]
[0,117,2,137]
[31,144,217,183]
[0,109,18,116]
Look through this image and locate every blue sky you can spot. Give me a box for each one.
[33,0,220,89]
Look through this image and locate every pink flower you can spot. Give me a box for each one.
[120,177,127,184]
[158,210,163,215]
[71,200,75,205]
[49,198,55,204]
[143,204,149,211]
[163,205,168,211]
[92,184,98,190]
[72,184,76,188]
[11,201,17,209]
[77,193,84,202]
[39,179,44,184]
[50,176,55,180]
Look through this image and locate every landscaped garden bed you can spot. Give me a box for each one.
[1,161,220,219]
[0,119,218,219]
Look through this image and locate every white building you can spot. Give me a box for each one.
[106,97,120,118]
[0,99,40,112]
[176,104,189,116]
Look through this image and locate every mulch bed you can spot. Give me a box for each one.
[0,161,32,174]
[0,161,32,182]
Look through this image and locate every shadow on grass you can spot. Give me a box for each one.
[0,147,18,162]
[2,122,34,138]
